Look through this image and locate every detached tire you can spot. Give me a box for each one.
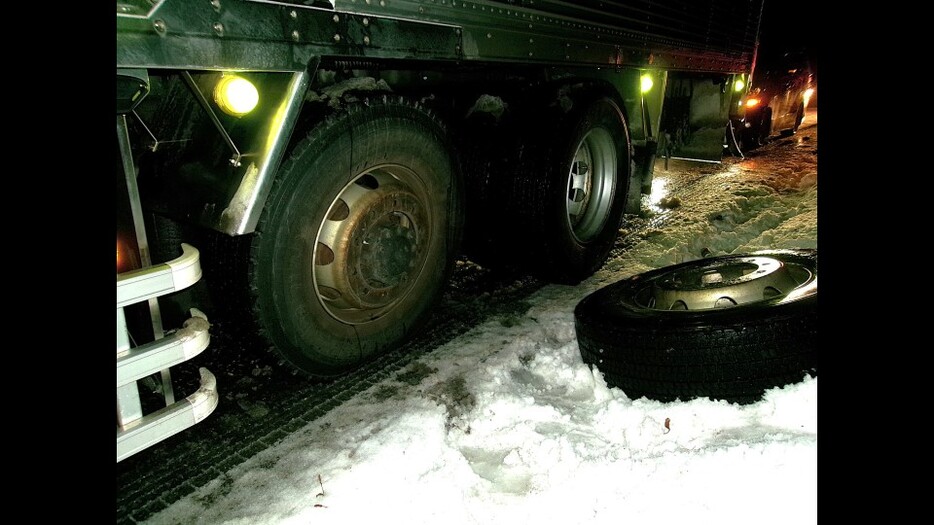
[574,250,817,404]
[249,97,463,377]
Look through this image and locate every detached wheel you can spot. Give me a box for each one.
[574,249,817,404]
[249,97,462,377]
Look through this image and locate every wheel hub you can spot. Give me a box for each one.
[643,256,812,310]
[314,168,429,322]
[566,128,616,242]
[359,213,418,287]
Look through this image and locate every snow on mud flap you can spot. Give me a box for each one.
[574,249,817,404]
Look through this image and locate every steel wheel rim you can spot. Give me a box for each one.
[566,128,616,242]
[633,255,817,311]
[314,165,432,324]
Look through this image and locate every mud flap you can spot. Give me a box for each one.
[659,73,734,163]
[725,119,745,159]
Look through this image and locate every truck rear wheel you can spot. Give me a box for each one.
[513,96,631,284]
[249,97,463,377]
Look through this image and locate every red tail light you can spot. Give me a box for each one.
[117,236,140,274]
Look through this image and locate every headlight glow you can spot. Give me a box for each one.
[734,79,746,92]
[214,75,259,117]
[803,87,815,107]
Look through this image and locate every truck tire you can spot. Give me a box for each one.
[511,96,631,284]
[780,104,803,137]
[248,97,463,377]
[793,101,806,131]
[574,249,817,404]
[742,107,771,150]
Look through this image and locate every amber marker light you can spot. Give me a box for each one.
[214,74,259,117]
[745,98,761,108]
[640,74,654,93]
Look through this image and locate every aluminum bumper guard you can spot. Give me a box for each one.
[117,243,219,462]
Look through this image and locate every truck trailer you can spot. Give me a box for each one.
[116,0,763,460]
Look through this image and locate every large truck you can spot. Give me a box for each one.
[116,0,763,460]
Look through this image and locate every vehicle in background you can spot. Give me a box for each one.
[737,48,814,150]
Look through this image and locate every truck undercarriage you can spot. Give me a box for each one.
[117,0,762,460]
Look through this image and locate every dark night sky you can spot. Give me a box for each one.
[757,0,817,77]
